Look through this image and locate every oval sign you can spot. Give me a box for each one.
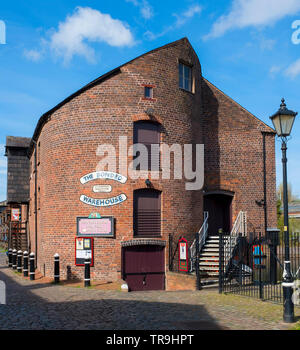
[80,194,127,207]
[80,171,127,185]
[93,185,112,193]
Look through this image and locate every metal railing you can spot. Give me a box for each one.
[223,211,247,271]
[189,211,209,272]
[220,230,300,306]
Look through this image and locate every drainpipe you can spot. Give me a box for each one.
[33,140,38,268]
[262,132,268,234]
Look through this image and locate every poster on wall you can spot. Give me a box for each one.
[11,208,20,222]
[75,237,94,266]
[77,216,114,237]
[178,237,189,272]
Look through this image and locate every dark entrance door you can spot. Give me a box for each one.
[204,194,233,235]
[122,245,165,291]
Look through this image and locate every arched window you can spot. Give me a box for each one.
[133,189,161,238]
[133,121,161,171]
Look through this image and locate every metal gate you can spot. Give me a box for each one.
[219,231,300,305]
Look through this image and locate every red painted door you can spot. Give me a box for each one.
[123,245,165,291]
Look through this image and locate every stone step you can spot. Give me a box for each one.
[200,260,219,265]
[200,271,219,277]
[200,264,219,268]
[206,240,219,244]
[200,266,219,271]
[199,257,219,261]
[202,248,219,253]
[209,236,230,240]
[200,252,219,257]
[205,243,219,248]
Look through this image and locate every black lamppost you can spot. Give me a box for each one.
[270,98,297,323]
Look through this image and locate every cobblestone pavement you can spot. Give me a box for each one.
[0,253,298,330]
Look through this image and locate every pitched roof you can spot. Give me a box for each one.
[28,37,190,155]
[202,78,275,133]
[27,36,275,154]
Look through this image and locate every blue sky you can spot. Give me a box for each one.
[0,0,300,201]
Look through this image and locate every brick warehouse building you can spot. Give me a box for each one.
[23,37,277,291]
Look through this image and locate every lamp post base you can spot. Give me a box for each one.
[283,282,295,323]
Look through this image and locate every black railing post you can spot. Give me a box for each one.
[29,252,35,281]
[84,257,91,287]
[169,234,173,272]
[17,250,22,273]
[219,228,223,294]
[195,232,201,290]
[259,233,263,300]
[8,248,12,268]
[12,249,17,270]
[54,253,60,284]
[238,234,243,288]
[23,251,28,277]
[267,228,279,284]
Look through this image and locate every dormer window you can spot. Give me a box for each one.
[179,62,192,92]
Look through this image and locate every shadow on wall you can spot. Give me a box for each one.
[201,78,220,196]
[0,267,225,330]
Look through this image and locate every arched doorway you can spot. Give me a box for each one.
[203,192,233,235]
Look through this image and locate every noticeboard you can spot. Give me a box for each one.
[77,216,114,237]
[11,208,20,222]
[178,237,189,272]
[75,237,94,266]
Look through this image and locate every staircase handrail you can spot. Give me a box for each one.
[223,211,247,270]
[189,212,209,272]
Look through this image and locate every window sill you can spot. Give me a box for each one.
[141,97,157,102]
[179,88,195,95]
[133,236,162,239]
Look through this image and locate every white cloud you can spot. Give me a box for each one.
[259,37,276,51]
[145,4,202,40]
[174,4,202,27]
[285,58,300,78]
[23,49,43,62]
[24,7,135,64]
[50,7,135,64]
[205,0,300,39]
[269,65,281,77]
[126,0,154,20]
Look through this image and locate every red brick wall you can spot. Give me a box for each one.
[29,38,204,280]
[201,79,277,233]
[166,271,197,291]
[28,38,277,283]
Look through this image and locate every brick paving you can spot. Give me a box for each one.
[0,253,298,330]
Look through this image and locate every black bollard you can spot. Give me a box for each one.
[29,252,35,280]
[54,253,60,284]
[84,257,91,287]
[17,250,22,273]
[12,249,17,270]
[8,248,12,267]
[23,251,29,277]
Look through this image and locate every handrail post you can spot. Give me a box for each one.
[195,232,201,290]
[219,228,224,294]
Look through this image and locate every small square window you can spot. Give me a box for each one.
[144,86,153,99]
[179,62,192,92]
